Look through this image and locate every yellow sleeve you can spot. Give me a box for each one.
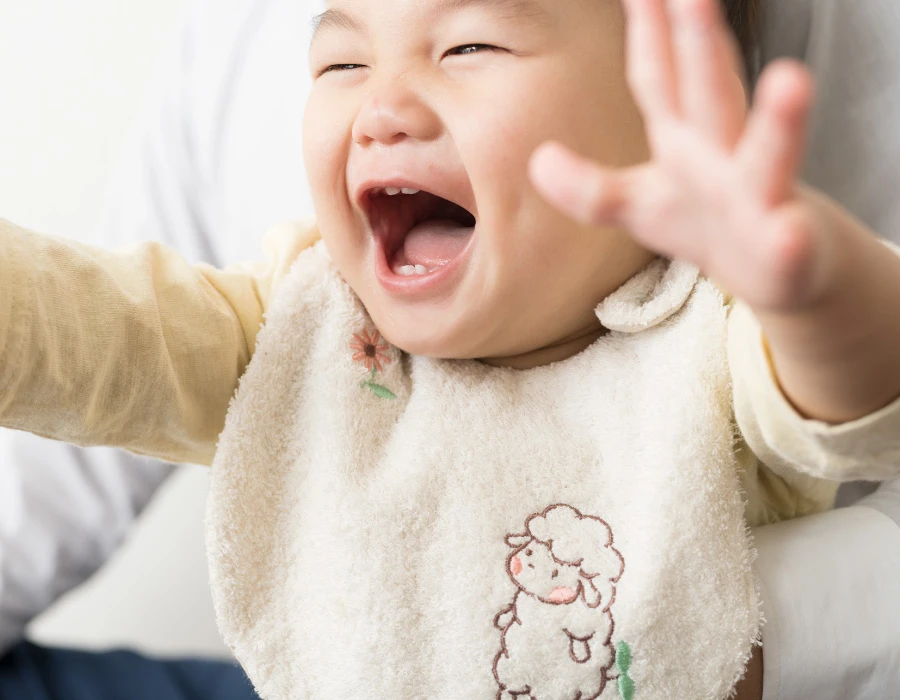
[728,243,900,486]
[0,218,320,466]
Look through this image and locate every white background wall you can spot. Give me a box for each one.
[0,1,183,239]
[0,0,229,658]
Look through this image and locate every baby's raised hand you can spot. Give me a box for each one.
[530,0,828,313]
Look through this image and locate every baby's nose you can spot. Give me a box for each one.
[352,82,440,147]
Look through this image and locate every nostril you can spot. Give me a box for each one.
[551,569,559,579]
[352,81,442,146]
[352,98,414,147]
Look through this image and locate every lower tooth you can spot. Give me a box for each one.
[393,264,437,276]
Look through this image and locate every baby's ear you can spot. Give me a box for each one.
[505,534,530,549]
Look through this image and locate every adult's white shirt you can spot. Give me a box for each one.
[0,1,898,698]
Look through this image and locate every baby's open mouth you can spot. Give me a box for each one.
[363,187,476,277]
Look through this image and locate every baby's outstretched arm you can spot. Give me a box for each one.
[0,219,315,465]
[530,0,900,426]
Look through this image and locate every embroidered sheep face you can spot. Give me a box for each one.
[504,504,625,610]
[507,538,584,605]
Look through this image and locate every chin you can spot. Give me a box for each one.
[380,325,465,360]
[369,310,479,360]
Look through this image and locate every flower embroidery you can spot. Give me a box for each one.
[350,328,397,400]
[351,329,392,373]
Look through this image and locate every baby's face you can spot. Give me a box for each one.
[304,0,655,363]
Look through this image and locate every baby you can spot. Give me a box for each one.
[2,0,900,698]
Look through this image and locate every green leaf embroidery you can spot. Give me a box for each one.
[357,367,397,400]
[365,382,397,400]
[616,641,632,672]
[616,641,634,700]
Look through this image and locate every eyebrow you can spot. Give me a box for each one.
[310,0,549,43]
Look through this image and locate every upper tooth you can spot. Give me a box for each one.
[414,265,427,275]
[385,187,401,196]
[401,188,419,195]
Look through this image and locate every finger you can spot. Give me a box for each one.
[738,60,814,206]
[623,0,681,120]
[670,0,747,147]
[529,142,631,226]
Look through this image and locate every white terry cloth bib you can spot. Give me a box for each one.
[207,244,760,700]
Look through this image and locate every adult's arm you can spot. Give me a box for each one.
[0,439,175,655]
[754,1,900,697]
[755,488,900,700]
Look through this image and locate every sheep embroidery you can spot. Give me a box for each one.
[493,504,627,700]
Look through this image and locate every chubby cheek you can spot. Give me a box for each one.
[458,169,584,350]
[453,103,623,347]
[303,94,345,208]
[303,103,374,293]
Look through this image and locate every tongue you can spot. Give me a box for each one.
[402,219,473,268]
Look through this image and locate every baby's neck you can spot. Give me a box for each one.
[480,325,608,370]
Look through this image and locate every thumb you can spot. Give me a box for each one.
[528,141,626,225]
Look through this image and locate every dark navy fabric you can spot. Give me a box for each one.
[0,642,259,700]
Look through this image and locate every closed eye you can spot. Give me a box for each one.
[318,63,366,76]
[443,44,501,58]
